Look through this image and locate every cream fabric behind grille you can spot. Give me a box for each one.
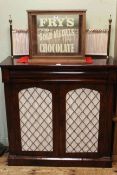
[66,88,100,153]
[19,87,53,151]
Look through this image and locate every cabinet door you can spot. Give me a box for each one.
[59,83,113,158]
[7,83,59,157]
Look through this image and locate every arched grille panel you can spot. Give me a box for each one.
[66,88,100,153]
[19,87,53,151]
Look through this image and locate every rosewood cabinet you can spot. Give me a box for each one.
[0,57,117,167]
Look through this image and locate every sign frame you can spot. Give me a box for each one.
[28,10,86,64]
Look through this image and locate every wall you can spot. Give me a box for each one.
[0,0,117,145]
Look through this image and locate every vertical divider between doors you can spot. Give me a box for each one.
[52,84,61,157]
[59,85,67,157]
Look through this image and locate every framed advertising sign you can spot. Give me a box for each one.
[28,10,86,64]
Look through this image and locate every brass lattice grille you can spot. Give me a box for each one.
[19,87,53,151]
[66,88,100,153]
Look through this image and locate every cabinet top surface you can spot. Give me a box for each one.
[1,56,117,71]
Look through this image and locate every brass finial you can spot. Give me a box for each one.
[9,15,12,25]
[109,14,112,25]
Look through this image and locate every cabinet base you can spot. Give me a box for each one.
[8,155,112,167]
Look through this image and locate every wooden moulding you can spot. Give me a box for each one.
[28,10,86,64]
[113,117,117,123]
[8,155,112,167]
[28,56,86,64]
[113,117,117,162]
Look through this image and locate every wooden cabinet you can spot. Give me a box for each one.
[0,57,117,167]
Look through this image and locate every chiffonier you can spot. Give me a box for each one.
[0,56,117,167]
